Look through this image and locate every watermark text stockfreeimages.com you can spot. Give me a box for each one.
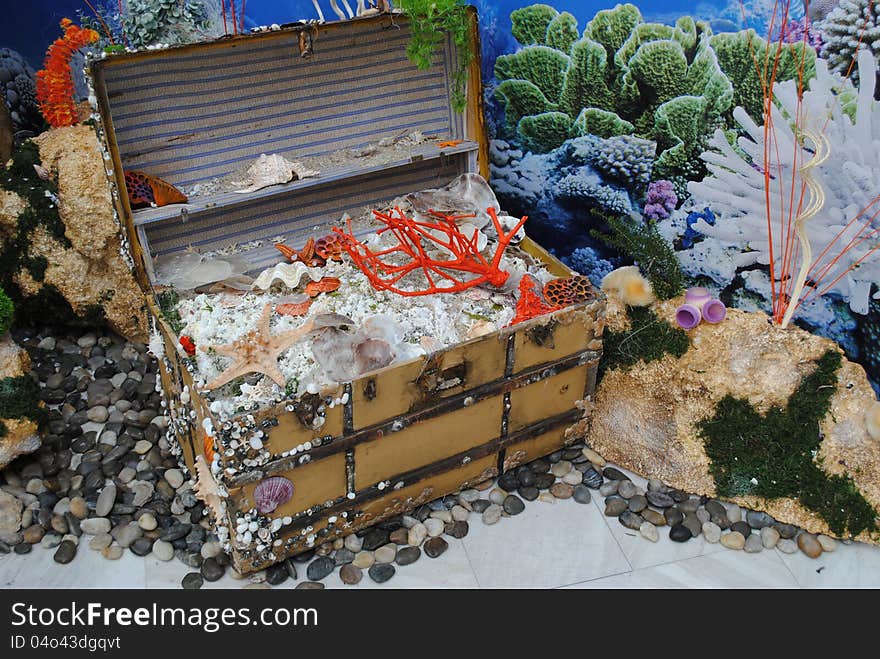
[10,601,318,634]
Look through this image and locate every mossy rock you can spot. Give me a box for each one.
[599,305,689,379]
[0,287,12,336]
[699,350,877,537]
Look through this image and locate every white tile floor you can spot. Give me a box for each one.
[2,464,879,589]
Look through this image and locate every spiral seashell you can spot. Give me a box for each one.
[253,476,294,513]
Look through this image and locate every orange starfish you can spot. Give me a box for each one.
[437,140,463,148]
[199,304,315,390]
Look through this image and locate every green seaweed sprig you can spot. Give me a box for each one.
[590,212,685,300]
[698,350,878,537]
[397,0,474,113]
[157,287,185,335]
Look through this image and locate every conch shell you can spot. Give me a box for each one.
[235,153,320,193]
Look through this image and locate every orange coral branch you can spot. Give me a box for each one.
[332,207,527,297]
[509,275,559,325]
[35,19,99,128]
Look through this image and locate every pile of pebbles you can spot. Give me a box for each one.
[0,327,228,574]
[0,326,841,589]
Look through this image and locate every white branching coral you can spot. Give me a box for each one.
[688,49,880,315]
[818,0,880,87]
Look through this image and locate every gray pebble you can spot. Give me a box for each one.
[482,504,502,525]
[746,510,774,529]
[502,495,525,515]
[777,538,799,554]
[604,498,628,517]
[619,511,643,531]
[368,563,395,583]
[572,485,591,504]
[95,483,116,517]
[181,573,203,590]
[628,494,647,513]
[395,546,420,566]
[760,526,780,549]
[617,480,637,499]
[744,534,764,553]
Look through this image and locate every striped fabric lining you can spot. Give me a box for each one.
[144,155,470,271]
[101,20,462,187]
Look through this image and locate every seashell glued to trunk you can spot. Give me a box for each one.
[253,476,294,514]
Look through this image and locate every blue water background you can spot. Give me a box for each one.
[5,0,790,68]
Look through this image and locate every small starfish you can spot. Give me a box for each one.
[437,140,463,148]
[275,237,326,267]
[200,304,314,390]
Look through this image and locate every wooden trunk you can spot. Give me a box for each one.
[89,9,605,572]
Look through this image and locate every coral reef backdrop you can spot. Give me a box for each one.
[484,2,879,392]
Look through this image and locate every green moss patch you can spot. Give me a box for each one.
[599,305,689,380]
[157,287,184,335]
[0,375,43,426]
[698,350,877,537]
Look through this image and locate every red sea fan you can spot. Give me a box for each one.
[35,19,99,129]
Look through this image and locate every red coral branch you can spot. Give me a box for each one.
[509,274,560,326]
[35,19,99,128]
[332,207,527,297]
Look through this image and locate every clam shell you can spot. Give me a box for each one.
[253,476,294,514]
[252,262,323,291]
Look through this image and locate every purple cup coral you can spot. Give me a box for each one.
[644,180,677,221]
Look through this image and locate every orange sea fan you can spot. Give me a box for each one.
[35,19,99,129]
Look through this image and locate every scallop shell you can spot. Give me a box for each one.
[235,153,319,194]
[253,476,294,514]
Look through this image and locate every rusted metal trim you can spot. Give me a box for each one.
[504,332,516,377]
[345,448,355,494]
[268,407,581,536]
[342,383,354,434]
[497,390,511,476]
[226,350,599,487]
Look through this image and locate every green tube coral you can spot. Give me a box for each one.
[510,4,559,46]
